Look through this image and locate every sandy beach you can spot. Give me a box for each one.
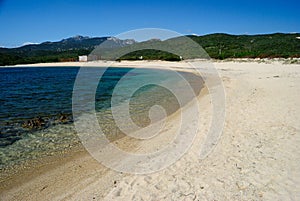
[1,60,300,200]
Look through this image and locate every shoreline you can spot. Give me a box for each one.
[1,57,300,69]
[1,60,300,200]
[0,84,208,199]
[0,62,207,199]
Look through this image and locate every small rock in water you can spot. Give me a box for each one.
[59,114,68,122]
[22,117,46,129]
[58,113,72,124]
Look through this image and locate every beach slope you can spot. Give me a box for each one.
[1,60,300,200]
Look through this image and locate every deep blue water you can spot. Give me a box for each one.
[0,67,79,122]
[0,66,203,168]
[0,67,142,123]
[0,67,153,147]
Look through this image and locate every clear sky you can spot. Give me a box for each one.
[0,0,299,47]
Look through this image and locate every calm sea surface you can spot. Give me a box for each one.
[0,67,203,169]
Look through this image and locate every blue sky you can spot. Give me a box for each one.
[0,0,299,47]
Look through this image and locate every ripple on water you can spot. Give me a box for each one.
[0,67,203,170]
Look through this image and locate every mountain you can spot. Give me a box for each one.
[0,33,300,66]
[0,36,137,65]
[188,33,300,59]
[104,33,300,61]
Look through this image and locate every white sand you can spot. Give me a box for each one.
[1,60,300,200]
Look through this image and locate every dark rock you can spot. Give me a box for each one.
[22,117,46,129]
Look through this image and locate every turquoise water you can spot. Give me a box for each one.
[0,67,203,169]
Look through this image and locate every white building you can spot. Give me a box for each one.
[78,55,88,62]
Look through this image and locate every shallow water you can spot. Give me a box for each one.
[0,66,203,169]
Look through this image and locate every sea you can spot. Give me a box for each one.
[0,66,203,169]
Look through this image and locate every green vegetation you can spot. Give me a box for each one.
[111,33,300,61]
[118,49,181,61]
[0,33,299,66]
[0,49,91,66]
[0,36,107,66]
[188,33,300,59]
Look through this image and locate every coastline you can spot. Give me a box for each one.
[1,60,300,200]
[1,57,299,69]
[0,87,209,201]
[0,61,207,199]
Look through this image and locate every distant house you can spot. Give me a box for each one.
[78,55,88,62]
